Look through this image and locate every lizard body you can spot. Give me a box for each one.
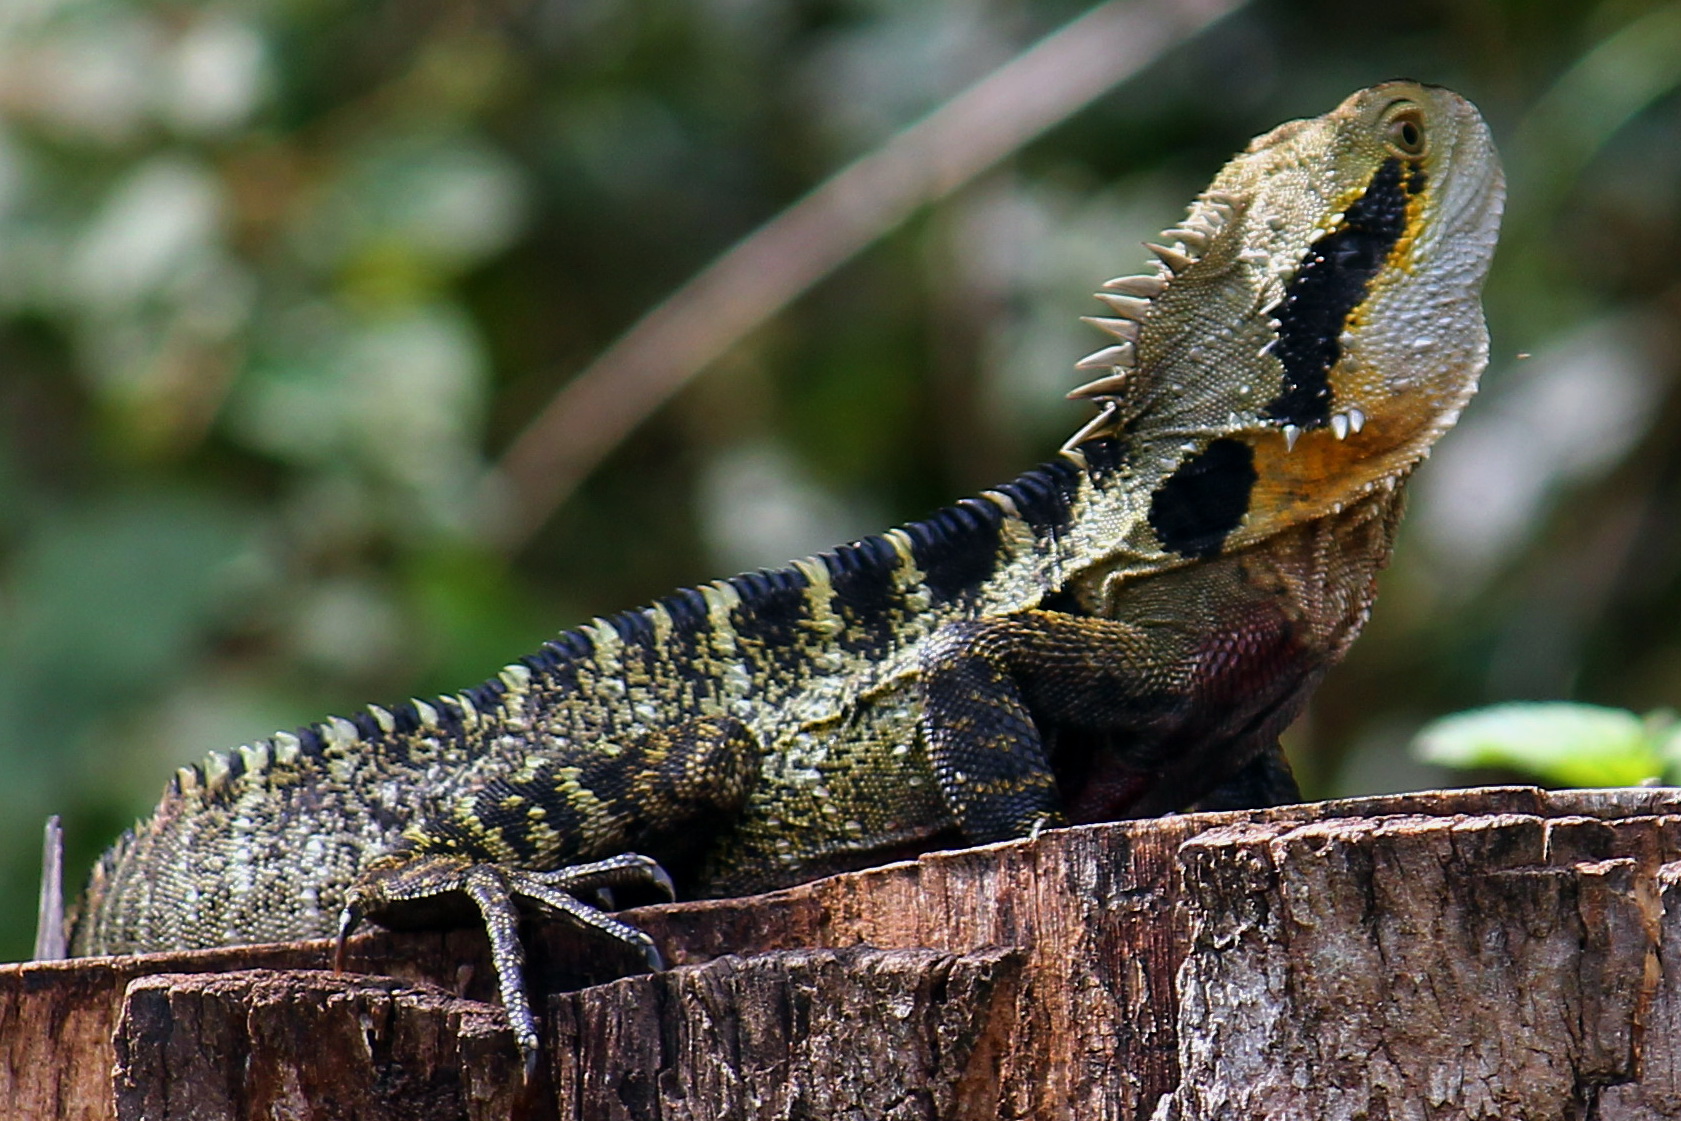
[69,82,1504,1071]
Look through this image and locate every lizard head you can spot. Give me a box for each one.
[1068,81,1505,556]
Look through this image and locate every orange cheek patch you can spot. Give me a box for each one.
[1239,409,1434,535]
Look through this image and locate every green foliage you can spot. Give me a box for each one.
[1413,703,1681,788]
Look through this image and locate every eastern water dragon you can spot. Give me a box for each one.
[65,81,1506,1074]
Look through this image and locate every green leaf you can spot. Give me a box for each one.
[1651,714,1681,784]
[1412,702,1664,788]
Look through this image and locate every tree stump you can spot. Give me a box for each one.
[5,786,1681,1120]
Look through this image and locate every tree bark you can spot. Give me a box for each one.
[5,786,1681,1120]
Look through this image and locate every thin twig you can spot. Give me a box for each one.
[34,815,64,960]
[490,0,1244,551]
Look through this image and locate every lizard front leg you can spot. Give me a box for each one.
[336,712,758,1077]
[919,610,1172,842]
[920,606,1302,842]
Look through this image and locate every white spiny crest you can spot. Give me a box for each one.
[239,742,270,774]
[201,748,232,790]
[1094,293,1152,318]
[1081,315,1140,342]
[1161,226,1207,251]
[1074,343,1133,371]
[1145,242,1196,273]
[456,692,480,728]
[1100,274,1166,297]
[272,730,302,765]
[1066,371,1128,399]
[369,703,397,734]
[1059,400,1120,455]
[1068,187,1241,413]
[411,699,441,729]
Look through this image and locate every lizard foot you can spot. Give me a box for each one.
[334,849,674,1080]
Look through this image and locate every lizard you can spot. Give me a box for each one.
[66,81,1505,1077]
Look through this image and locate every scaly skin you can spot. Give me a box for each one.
[70,82,1505,1073]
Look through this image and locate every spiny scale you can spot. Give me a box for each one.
[1101,274,1167,298]
[1072,175,1246,413]
[1067,186,1240,408]
[1145,242,1196,273]
[1081,315,1140,342]
[1073,343,1133,372]
[1094,293,1152,319]
[1066,371,1128,401]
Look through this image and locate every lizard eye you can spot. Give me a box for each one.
[1382,103,1426,157]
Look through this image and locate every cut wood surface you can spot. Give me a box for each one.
[6,786,1681,1120]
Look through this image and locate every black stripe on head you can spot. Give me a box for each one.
[1264,157,1419,429]
[1148,438,1257,559]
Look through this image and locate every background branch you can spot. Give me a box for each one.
[488,0,1244,551]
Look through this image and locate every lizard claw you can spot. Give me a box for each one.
[524,1047,540,1086]
[528,851,675,903]
[648,861,676,901]
[343,850,673,1081]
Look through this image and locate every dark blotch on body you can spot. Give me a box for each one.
[1148,438,1257,559]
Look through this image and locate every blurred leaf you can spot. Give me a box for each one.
[298,135,529,280]
[0,488,261,956]
[1655,716,1681,778]
[0,491,258,745]
[231,303,490,531]
[403,546,564,695]
[1507,2,1681,224]
[1412,702,1665,788]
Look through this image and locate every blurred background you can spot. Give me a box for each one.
[2,0,1679,960]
